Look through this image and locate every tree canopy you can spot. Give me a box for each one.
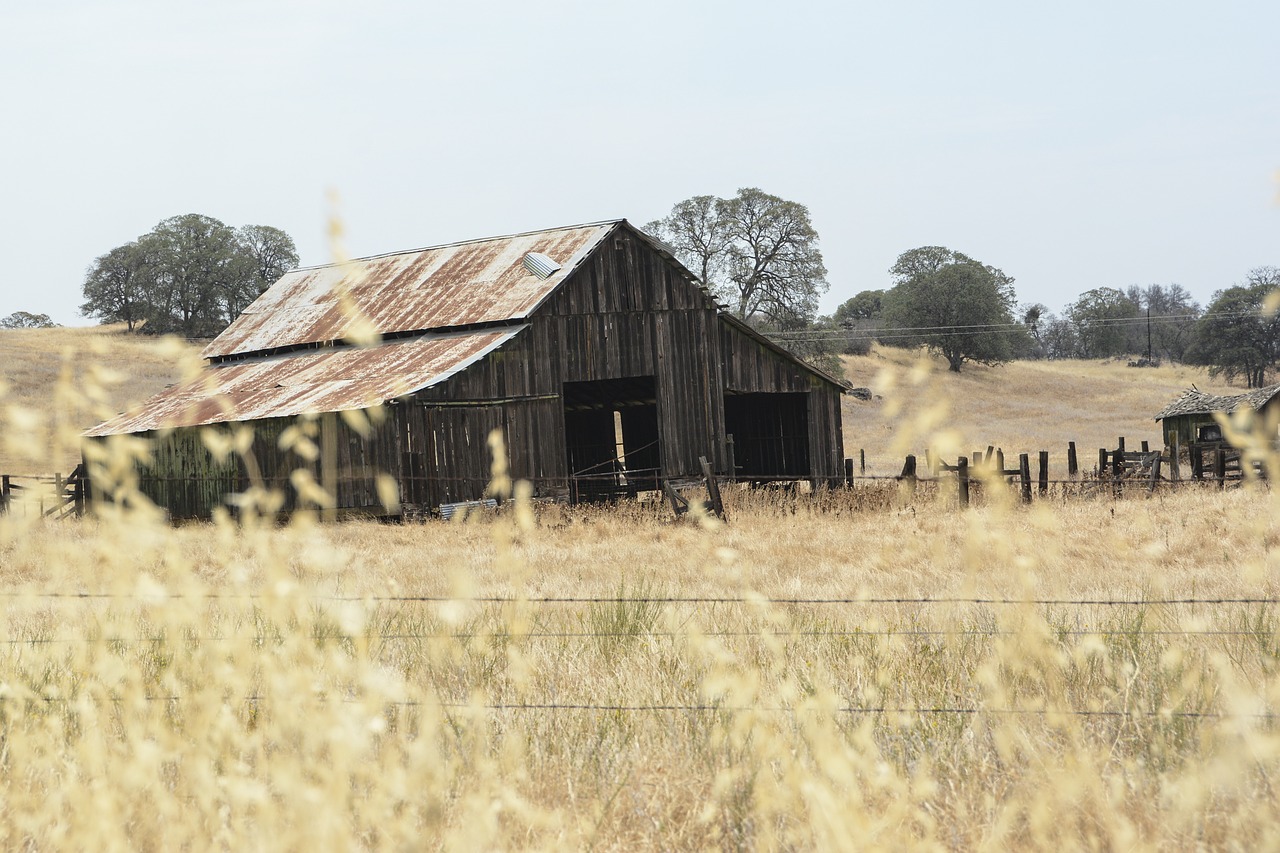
[0,311,58,329]
[80,214,298,337]
[645,188,827,327]
[1186,267,1280,388]
[880,247,1023,372]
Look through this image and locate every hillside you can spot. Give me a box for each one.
[841,346,1240,475]
[0,326,203,474]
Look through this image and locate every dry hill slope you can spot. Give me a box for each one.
[0,326,202,474]
[841,346,1240,475]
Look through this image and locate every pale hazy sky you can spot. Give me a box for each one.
[1,0,1276,327]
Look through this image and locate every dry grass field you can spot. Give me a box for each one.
[2,330,1280,848]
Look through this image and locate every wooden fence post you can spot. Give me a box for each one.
[1118,437,1126,454]
[1148,453,1162,494]
[901,454,917,501]
[1038,450,1049,496]
[1099,448,1108,479]
[844,457,854,487]
[1169,433,1181,482]
[957,456,969,508]
[1141,440,1149,453]
[860,448,866,476]
[1019,454,1032,503]
[1068,442,1078,479]
[1215,448,1226,489]
[1113,447,1124,497]
[0,474,9,516]
[699,456,726,520]
[996,449,1005,476]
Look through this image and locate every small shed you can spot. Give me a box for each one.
[85,219,847,519]
[1155,383,1280,448]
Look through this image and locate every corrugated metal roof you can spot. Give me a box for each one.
[1154,383,1280,421]
[87,327,525,436]
[203,221,618,359]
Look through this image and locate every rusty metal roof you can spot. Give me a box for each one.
[1154,383,1280,421]
[203,221,619,359]
[86,327,525,436]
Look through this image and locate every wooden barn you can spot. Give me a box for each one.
[85,220,847,519]
[1155,383,1280,448]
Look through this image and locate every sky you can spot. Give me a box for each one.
[1,0,1276,327]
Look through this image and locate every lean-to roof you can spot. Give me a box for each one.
[204,222,616,359]
[86,327,524,436]
[1154,383,1280,421]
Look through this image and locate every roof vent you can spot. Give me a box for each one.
[522,252,561,279]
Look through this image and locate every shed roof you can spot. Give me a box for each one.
[1154,383,1280,421]
[87,327,524,436]
[204,221,618,359]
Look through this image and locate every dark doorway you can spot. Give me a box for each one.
[563,376,661,502]
[723,392,810,481]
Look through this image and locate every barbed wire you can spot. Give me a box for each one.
[0,692,1271,720]
[0,592,1273,605]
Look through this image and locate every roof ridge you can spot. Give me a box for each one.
[289,219,626,273]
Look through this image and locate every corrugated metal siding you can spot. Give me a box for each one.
[86,327,526,436]
[203,223,615,359]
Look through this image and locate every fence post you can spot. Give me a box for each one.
[1019,454,1032,503]
[1038,450,1049,496]
[996,449,1005,476]
[0,474,9,515]
[844,457,854,487]
[1215,448,1226,489]
[1169,432,1181,482]
[699,456,725,520]
[1141,440,1149,453]
[1118,436,1126,454]
[1068,441,1078,479]
[860,448,866,476]
[901,454,917,501]
[1148,453,1162,494]
[1113,447,1124,497]
[1098,448,1108,479]
[957,456,969,508]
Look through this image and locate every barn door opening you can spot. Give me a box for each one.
[723,391,810,482]
[563,376,660,503]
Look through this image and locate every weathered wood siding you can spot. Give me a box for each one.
[719,320,845,483]
[127,412,400,519]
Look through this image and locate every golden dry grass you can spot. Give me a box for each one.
[842,345,1240,475]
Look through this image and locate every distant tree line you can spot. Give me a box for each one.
[80,214,298,338]
[647,192,1280,384]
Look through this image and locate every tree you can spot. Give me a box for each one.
[81,214,298,338]
[80,242,148,331]
[1186,267,1280,388]
[1065,287,1139,358]
[834,290,884,323]
[0,311,58,329]
[645,188,828,327]
[880,247,1023,372]
[238,224,300,302]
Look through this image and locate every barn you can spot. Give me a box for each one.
[84,220,847,519]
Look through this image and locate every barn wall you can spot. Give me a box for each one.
[415,225,729,490]
[719,321,845,482]
[122,412,400,520]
